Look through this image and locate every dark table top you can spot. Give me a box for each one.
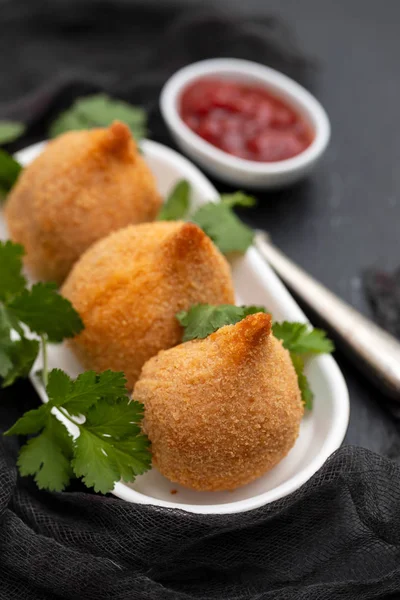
[1,0,400,457]
[236,0,400,457]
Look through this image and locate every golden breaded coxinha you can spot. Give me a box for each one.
[134,313,303,492]
[61,221,235,388]
[5,121,162,284]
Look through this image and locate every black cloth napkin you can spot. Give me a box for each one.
[1,1,400,598]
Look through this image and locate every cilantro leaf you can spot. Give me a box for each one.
[272,322,333,409]
[17,414,74,492]
[0,121,26,145]
[192,203,254,254]
[4,404,50,436]
[177,303,266,342]
[0,295,39,387]
[71,428,120,494]
[47,369,128,415]
[0,150,23,200]
[6,367,150,494]
[158,180,190,221]
[8,282,84,342]
[0,241,26,302]
[0,311,13,378]
[290,353,314,410]
[49,94,147,141]
[46,369,72,405]
[272,322,335,355]
[0,346,13,379]
[49,111,90,137]
[1,336,40,387]
[155,179,255,253]
[84,397,144,439]
[71,396,150,494]
[72,423,150,494]
[220,191,257,208]
[105,438,151,483]
[0,303,23,336]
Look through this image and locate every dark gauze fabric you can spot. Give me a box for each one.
[1,1,400,598]
[2,433,400,599]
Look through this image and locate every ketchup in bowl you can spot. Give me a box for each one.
[180,78,314,163]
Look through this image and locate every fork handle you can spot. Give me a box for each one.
[254,231,400,400]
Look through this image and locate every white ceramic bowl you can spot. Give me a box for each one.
[160,58,331,189]
[0,140,348,514]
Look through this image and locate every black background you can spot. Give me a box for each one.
[1,0,400,457]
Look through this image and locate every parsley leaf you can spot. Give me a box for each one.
[0,241,26,302]
[5,404,50,436]
[0,304,39,386]
[220,191,257,208]
[177,303,266,342]
[47,369,128,415]
[17,414,74,492]
[71,428,120,494]
[1,336,40,388]
[0,346,12,379]
[0,121,26,145]
[192,203,254,254]
[8,282,84,342]
[156,179,255,254]
[83,397,144,439]
[272,321,334,409]
[0,240,84,387]
[6,368,151,494]
[272,322,335,355]
[49,94,147,141]
[0,150,23,200]
[72,398,150,494]
[290,353,314,410]
[158,180,190,221]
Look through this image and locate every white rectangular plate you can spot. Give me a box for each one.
[0,140,349,514]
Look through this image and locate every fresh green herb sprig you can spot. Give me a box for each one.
[272,321,334,355]
[5,369,151,493]
[0,150,22,201]
[0,120,25,200]
[176,304,334,409]
[177,303,266,342]
[191,202,254,254]
[157,180,190,221]
[220,191,257,208]
[0,241,83,387]
[0,121,26,145]
[272,321,334,410]
[159,179,256,255]
[49,94,147,141]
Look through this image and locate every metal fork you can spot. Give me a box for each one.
[254,230,400,400]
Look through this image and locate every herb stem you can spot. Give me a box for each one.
[41,334,48,388]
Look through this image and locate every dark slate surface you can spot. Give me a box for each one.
[1,0,400,456]
[236,0,400,455]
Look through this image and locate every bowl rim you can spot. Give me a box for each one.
[160,57,331,175]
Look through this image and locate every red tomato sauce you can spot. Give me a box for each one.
[180,78,314,162]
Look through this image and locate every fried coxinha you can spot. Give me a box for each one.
[61,221,235,389]
[134,312,304,491]
[5,121,161,284]
[4,120,303,493]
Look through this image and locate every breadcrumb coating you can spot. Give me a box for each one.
[5,121,162,283]
[134,313,303,491]
[61,221,235,388]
